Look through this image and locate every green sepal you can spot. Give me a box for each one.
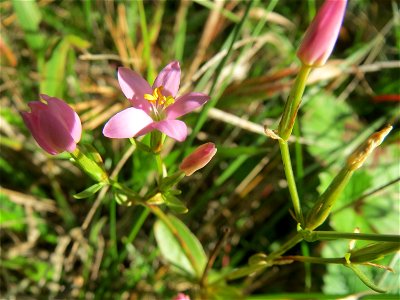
[349,242,400,263]
[346,264,387,293]
[160,172,185,192]
[169,189,182,196]
[305,168,353,230]
[163,193,188,214]
[130,138,152,153]
[226,264,267,281]
[80,143,104,165]
[70,147,109,183]
[73,182,106,199]
[150,131,163,153]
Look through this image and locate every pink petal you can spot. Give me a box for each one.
[180,143,217,176]
[166,93,210,119]
[103,107,154,138]
[152,61,181,97]
[28,101,47,112]
[21,111,58,155]
[297,0,347,66]
[42,95,82,143]
[38,110,78,153]
[152,119,187,142]
[118,67,153,114]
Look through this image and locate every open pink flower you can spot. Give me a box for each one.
[297,0,347,67]
[103,61,210,142]
[21,94,82,155]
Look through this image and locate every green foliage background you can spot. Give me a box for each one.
[0,0,399,299]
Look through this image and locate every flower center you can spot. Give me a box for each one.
[144,86,175,108]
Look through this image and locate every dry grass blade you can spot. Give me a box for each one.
[1,187,57,213]
[186,0,225,82]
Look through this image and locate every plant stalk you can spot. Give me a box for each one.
[279,140,304,226]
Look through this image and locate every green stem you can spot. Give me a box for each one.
[70,146,109,183]
[118,206,150,263]
[280,255,345,265]
[149,205,200,276]
[155,153,164,181]
[278,65,311,141]
[306,168,353,230]
[279,139,304,226]
[308,231,400,243]
[267,233,303,261]
[110,199,118,258]
[137,0,155,81]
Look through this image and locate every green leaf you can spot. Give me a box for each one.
[153,214,207,278]
[346,264,387,293]
[159,172,185,191]
[65,34,91,50]
[210,146,266,158]
[39,39,70,97]
[0,194,25,231]
[226,264,267,280]
[12,0,46,51]
[163,194,188,214]
[73,182,106,199]
[302,91,352,164]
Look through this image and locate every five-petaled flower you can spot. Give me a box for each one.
[103,61,210,142]
[21,94,82,155]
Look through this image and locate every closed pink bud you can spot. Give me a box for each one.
[297,0,347,67]
[180,143,217,176]
[21,94,82,155]
[172,293,190,300]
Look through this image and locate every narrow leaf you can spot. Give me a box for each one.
[163,194,188,214]
[346,264,387,293]
[73,182,106,199]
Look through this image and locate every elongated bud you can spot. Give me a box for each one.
[180,143,217,176]
[347,125,392,171]
[349,242,400,263]
[297,0,347,67]
[21,94,82,155]
[306,126,392,230]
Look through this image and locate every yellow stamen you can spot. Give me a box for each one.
[144,86,175,107]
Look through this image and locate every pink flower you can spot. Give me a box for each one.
[103,61,210,142]
[297,0,347,67]
[172,293,190,300]
[21,94,82,155]
[180,143,217,176]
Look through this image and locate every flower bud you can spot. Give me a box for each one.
[305,125,392,230]
[348,242,400,264]
[173,293,190,300]
[297,0,347,67]
[21,94,82,155]
[180,143,217,176]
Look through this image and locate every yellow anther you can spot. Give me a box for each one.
[164,96,175,107]
[144,92,157,103]
[144,86,175,107]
